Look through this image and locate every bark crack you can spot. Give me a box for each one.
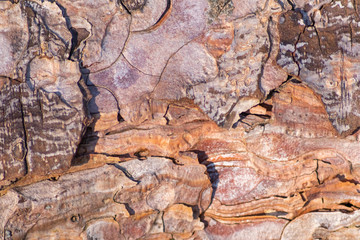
[19,87,29,174]
[110,163,140,184]
[132,0,172,33]
[149,38,196,97]
[54,1,77,59]
[87,14,132,73]
[315,159,321,185]
[122,53,160,77]
[291,27,304,76]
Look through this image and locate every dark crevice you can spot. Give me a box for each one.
[266,75,294,100]
[221,97,241,128]
[306,206,357,214]
[150,156,181,166]
[312,25,323,54]
[216,211,290,219]
[276,0,286,10]
[193,151,218,216]
[151,0,171,28]
[233,108,272,129]
[32,12,69,50]
[134,149,149,160]
[265,16,273,62]
[161,211,166,232]
[259,102,273,111]
[339,202,357,209]
[320,159,332,165]
[86,82,123,123]
[190,150,209,163]
[234,75,297,130]
[179,203,200,220]
[299,191,306,202]
[202,162,219,209]
[68,27,78,60]
[124,203,135,215]
[117,113,125,122]
[319,1,333,11]
[163,104,171,125]
[291,27,305,76]
[48,176,60,181]
[290,78,301,84]
[298,8,312,26]
[76,77,93,121]
[274,195,288,199]
[110,163,140,184]
[92,152,131,159]
[199,211,209,228]
[19,88,29,175]
[55,1,78,60]
[336,174,360,185]
[350,127,360,135]
[287,0,295,10]
[238,112,271,120]
[303,200,310,207]
[315,159,321,185]
[24,46,37,90]
[118,0,131,15]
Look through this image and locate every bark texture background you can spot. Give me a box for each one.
[1,0,360,239]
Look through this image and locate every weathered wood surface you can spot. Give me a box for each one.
[0,81,85,191]
[1,0,360,239]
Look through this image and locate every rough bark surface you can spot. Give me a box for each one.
[1,0,360,239]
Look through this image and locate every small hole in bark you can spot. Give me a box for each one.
[45,205,52,210]
[71,214,80,222]
[124,203,135,215]
[49,176,59,181]
[5,230,12,238]
[291,78,301,84]
[118,113,125,122]
[339,202,354,208]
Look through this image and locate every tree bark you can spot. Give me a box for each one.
[1,0,360,239]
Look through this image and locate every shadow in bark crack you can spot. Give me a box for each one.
[72,61,125,166]
[71,68,100,166]
[192,150,219,227]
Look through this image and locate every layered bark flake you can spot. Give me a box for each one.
[0,82,85,190]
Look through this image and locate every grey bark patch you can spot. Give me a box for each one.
[0,82,87,189]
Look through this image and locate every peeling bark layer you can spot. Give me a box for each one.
[1,0,360,239]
